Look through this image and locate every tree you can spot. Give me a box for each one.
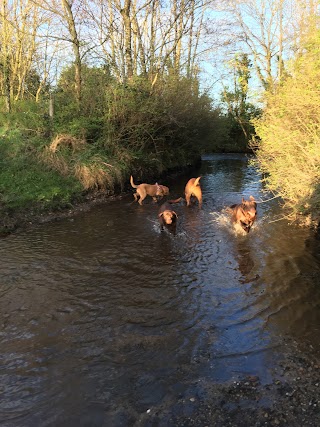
[32,0,85,108]
[0,0,43,108]
[0,0,11,112]
[221,0,290,91]
[60,0,82,106]
[82,0,208,83]
[222,53,260,145]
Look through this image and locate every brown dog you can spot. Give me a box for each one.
[229,196,257,233]
[185,177,202,208]
[130,175,169,205]
[158,198,182,233]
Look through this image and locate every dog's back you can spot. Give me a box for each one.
[185,177,202,208]
[130,175,169,204]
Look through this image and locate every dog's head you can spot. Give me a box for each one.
[240,196,257,232]
[232,196,257,233]
[156,184,169,196]
[242,195,256,214]
[159,209,177,225]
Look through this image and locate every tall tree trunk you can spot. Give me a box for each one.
[132,1,147,76]
[121,0,133,80]
[61,0,82,108]
[1,0,11,112]
[175,0,185,73]
[187,0,195,78]
[149,0,157,80]
[190,5,204,80]
[277,0,284,83]
[172,0,178,72]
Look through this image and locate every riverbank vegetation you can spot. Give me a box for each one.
[0,0,253,234]
[0,0,320,230]
[0,74,216,220]
[253,21,320,225]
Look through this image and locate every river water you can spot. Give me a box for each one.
[1,154,320,426]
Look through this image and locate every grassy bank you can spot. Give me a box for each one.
[0,79,207,234]
[0,130,78,233]
[0,128,201,234]
[0,154,183,235]
[0,70,256,234]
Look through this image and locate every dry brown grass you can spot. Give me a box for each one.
[74,163,115,191]
[49,134,86,153]
[39,134,127,192]
[39,148,71,176]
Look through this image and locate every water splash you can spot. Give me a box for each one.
[210,210,260,236]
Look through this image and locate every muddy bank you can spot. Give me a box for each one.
[135,338,320,427]
[0,190,123,236]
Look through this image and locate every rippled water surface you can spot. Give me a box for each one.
[1,154,320,426]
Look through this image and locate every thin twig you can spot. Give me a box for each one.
[267,216,288,223]
[255,195,281,204]
[101,162,114,168]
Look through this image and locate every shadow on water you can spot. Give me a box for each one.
[1,154,320,425]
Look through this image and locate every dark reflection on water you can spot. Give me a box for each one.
[1,154,320,425]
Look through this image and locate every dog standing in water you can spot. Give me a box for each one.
[184,177,202,208]
[158,198,182,234]
[130,175,169,205]
[229,196,257,233]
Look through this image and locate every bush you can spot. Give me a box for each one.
[253,30,320,223]
[0,99,51,137]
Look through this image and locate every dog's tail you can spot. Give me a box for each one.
[167,197,183,204]
[194,176,201,186]
[130,175,139,188]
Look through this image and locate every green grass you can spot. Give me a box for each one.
[0,164,81,210]
[0,130,82,212]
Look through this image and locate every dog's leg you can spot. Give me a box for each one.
[138,189,146,205]
[193,188,202,208]
[133,192,139,202]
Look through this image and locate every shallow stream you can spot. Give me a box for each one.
[1,154,320,426]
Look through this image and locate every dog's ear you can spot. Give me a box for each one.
[172,211,178,218]
[158,212,164,217]
[249,195,255,201]
[242,197,246,204]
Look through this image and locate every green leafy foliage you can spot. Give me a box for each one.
[253,30,320,224]
[219,54,261,152]
[0,64,223,216]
